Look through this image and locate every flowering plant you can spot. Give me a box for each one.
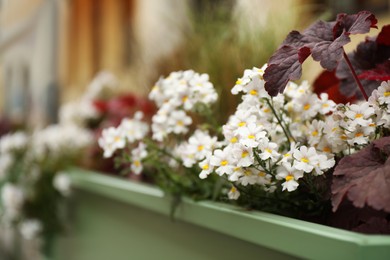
[99,11,390,233]
[0,125,92,243]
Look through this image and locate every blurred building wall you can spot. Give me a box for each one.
[0,0,188,127]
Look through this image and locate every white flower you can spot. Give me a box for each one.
[237,168,259,186]
[0,132,28,154]
[307,120,325,147]
[84,71,117,100]
[168,110,192,134]
[199,157,214,179]
[318,93,336,114]
[276,163,304,192]
[228,167,245,182]
[0,153,13,179]
[119,113,149,143]
[98,126,126,158]
[227,186,240,200]
[1,183,24,220]
[59,99,99,126]
[375,81,390,106]
[237,123,266,148]
[295,93,321,120]
[53,172,72,196]
[258,139,280,162]
[345,125,375,145]
[210,147,236,176]
[231,144,254,167]
[313,154,335,176]
[131,142,148,175]
[20,219,42,240]
[344,103,375,127]
[293,146,319,173]
[228,109,257,133]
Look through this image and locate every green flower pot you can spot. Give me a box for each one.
[53,169,390,260]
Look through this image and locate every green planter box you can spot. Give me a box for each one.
[54,169,390,260]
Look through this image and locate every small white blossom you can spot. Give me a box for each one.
[53,172,72,196]
[227,186,240,200]
[20,219,42,240]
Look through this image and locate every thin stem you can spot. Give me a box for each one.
[265,99,293,146]
[343,50,368,101]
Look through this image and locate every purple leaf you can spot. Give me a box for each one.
[336,25,390,98]
[264,46,303,96]
[332,136,390,213]
[334,11,378,37]
[263,11,377,96]
[311,33,350,70]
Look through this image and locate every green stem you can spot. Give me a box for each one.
[265,99,294,145]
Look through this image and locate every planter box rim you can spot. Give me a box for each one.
[68,168,390,260]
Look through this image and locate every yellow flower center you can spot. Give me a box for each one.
[198,145,204,151]
[285,175,294,181]
[249,89,258,96]
[303,104,311,110]
[355,113,363,118]
[133,160,141,167]
[202,164,209,170]
[244,170,252,176]
[177,121,184,126]
[236,79,242,85]
[301,157,309,163]
[323,147,331,153]
[238,122,246,127]
[355,132,363,138]
[248,135,255,139]
[182,96,188,103]
[230,137,238,143]
[263,108,271,113]
[230,186,237,193]
[284,153,291,158]
[312,131,318,137]
[384,91,390,97]
[322,103,329,108]
[241,151,249,158]
[221,160,228,166]
[114,136,122,142]
[258,171,265,177]
[265,148,272,153]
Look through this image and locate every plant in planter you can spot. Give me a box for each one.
[0,124,92,257]
[97,11,390,234]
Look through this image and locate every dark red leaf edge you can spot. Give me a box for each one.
[332,136,390,213]
[264,11,378,96]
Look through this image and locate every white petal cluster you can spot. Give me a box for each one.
[19,219,42,240]
[201,65,338,199]
[149,70,218,141]
[1,183,24,221]
[0,132,28,154]
[98,112,149,158]
[53,172,72,196]
[59,71,118,126]
[31,124,93,160]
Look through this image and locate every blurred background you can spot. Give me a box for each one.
[0,0,389,128]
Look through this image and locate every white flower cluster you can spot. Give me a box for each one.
[201,65,338,199]
[98,112,149,174]
[1,183,24,221]
[174,130,221,171]
[59,71,118,126]
[31,124,93,161]
[149,70,218,141]
[0,132,28,179]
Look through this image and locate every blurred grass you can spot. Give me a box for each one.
[155,0,320,123]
